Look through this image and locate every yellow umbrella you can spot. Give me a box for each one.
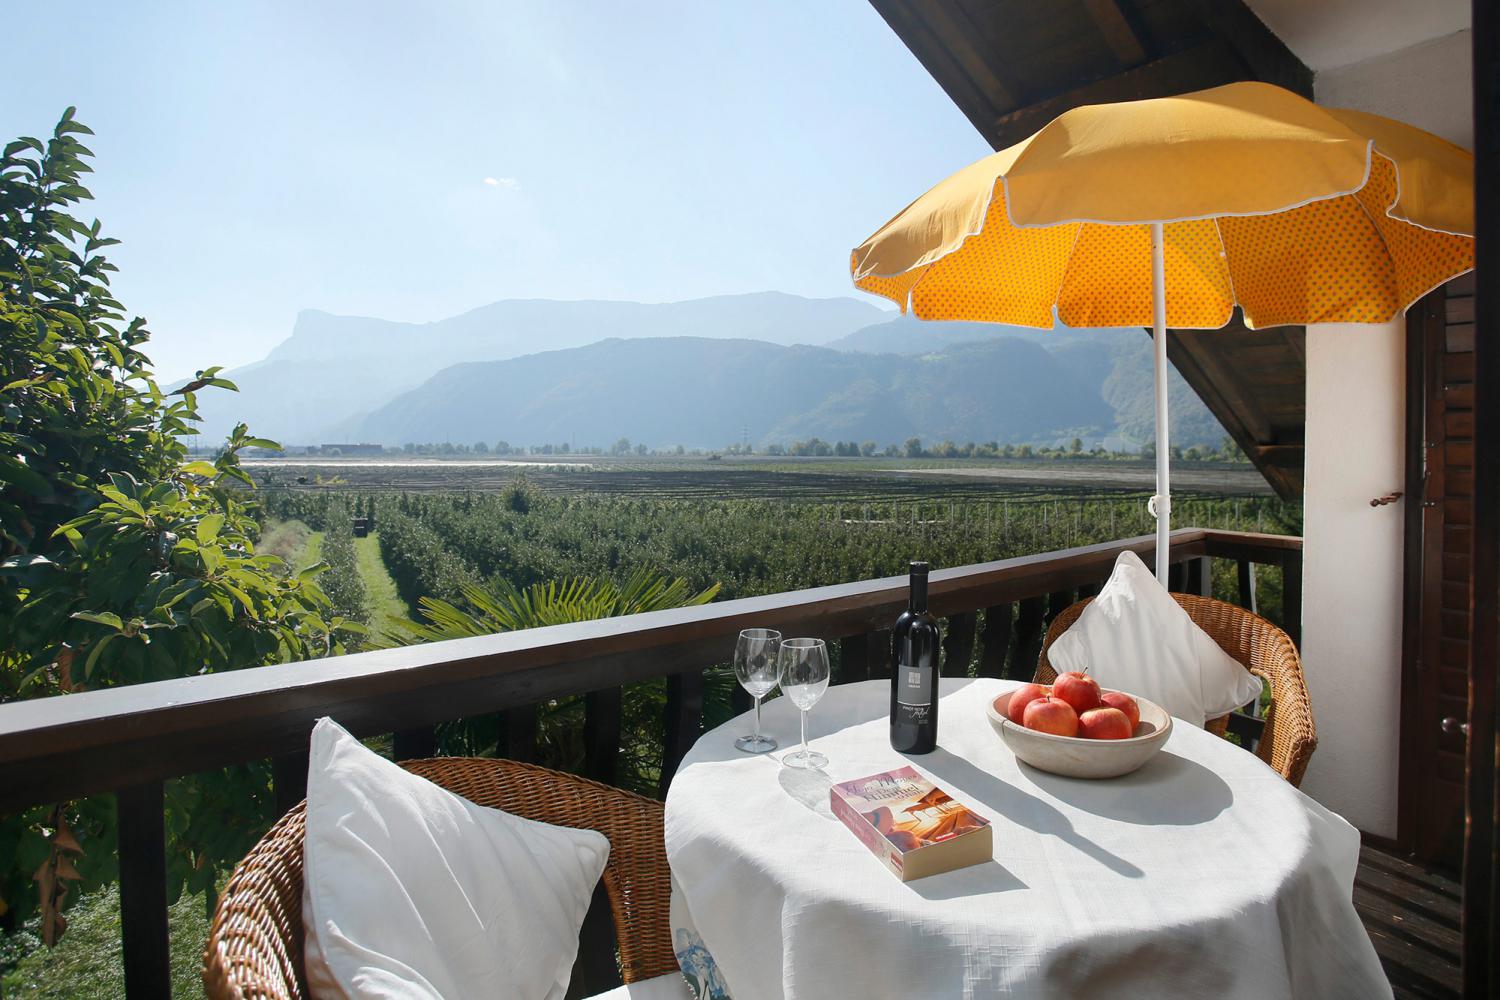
[851,81,1474,581]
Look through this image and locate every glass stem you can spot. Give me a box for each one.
[800,709,808,756]
[753,694,763,738]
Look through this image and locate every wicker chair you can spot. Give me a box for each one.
[202,757,677,1000]
[1035,593,1317,787]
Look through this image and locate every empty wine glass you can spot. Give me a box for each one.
[778,638,830,769]
[733,628,782,753]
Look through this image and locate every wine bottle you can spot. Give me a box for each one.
[890,561,941,754]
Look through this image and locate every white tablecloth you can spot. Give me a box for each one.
[664,678,1389,1000]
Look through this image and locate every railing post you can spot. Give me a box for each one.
[866,629,893,681]
[502,705,538,763]
[660,669,704,798]
[1184,555,1212,598]
[393,725,438,761]
[977,604,1013,678]
[272,751,309,815]
[838,633,871,684]
[117,781,171,1000]
[1010,596,1047,681]
[942,612,977,678]
[584,688,622,786]
[1281,549,1303,648]
[1236,558,1259,614]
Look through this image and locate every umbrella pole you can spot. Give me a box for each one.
[1150,221,1170,584]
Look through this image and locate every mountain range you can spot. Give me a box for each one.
[187,292,1225,451]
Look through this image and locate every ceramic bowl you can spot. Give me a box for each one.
[985,688,1173,779]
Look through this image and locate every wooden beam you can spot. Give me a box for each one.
[1186,0,1313,98]
[1156,323,1306,501]
[1083,0,1148,67]
[867,0,1007,137]
[0,530,1239,812]
[990,38,1251,149]
[924,0,1028,110]
[1463,1,1499,992]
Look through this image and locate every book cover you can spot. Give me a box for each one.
[828,766,993,881]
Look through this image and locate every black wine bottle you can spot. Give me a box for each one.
[890,561,941,754]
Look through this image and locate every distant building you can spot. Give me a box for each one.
[317,443,385,457]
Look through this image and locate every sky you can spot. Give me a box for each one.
[4,1,991,381]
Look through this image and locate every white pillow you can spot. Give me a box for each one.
[301,718,610,1000]
[1048,551,1263,727]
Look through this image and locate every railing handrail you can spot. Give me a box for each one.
[0,527,1298,813]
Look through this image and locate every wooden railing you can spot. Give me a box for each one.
[0,527,1301,998]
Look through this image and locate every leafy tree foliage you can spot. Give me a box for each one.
[0,111,358,935]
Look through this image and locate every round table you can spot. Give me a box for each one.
[664,678,1389,1000]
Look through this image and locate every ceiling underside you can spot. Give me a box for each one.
[869,0,1313,499]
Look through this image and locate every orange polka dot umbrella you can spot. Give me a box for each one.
[850,81,1474,581]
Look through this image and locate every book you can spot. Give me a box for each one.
[828,766,993,882]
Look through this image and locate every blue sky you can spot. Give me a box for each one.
[4,1,989,380]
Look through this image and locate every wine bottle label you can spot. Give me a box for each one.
[895,661,933,719]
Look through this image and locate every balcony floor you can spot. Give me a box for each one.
[1356,842,1461,998]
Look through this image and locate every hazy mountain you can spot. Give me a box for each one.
[189,293,892,442]
[344,336,1116,449]
[828,316,1227,450]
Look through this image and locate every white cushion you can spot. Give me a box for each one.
[302,718,610,1000]
[584,972,696,1000]
[1048,550,1263,727]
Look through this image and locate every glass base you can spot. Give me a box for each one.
[782,749,828,770]
[734,733,778,754]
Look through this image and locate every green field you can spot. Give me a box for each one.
[257,459,1299,637]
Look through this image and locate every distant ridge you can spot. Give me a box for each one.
[342,335,1116,449]
[188,292,890,441]
[186,291,1223,450]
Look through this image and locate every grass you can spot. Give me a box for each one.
[301,530,324,569]
[354,533,412,629]
[259,519,323,572]
[1,885,210,999]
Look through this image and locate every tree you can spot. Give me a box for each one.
[473,440,489,454]
[635,442,648,456]
[612,437,632,455]
[860,441,876,457]
[1,111,359,936]
[1070,437,1083,455]
[904,437,923,458]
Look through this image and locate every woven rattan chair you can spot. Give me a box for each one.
[1035,593,1317,787]
[202,757,677,1000]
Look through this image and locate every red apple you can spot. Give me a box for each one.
[1003,683,1050,724]
[1099,691,1140,731]
[1078,707,1134,740]
[1022,696,1079,737]
[1052,671,1102,714]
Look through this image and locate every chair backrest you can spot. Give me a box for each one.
[202,757,676,1000]
[1036,593,1317,787]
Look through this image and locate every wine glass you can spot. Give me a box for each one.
[778,638,830,769]
[733,628,782,753]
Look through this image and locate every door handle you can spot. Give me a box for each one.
[1441,716,1469,737]
[1369,491,1403,507]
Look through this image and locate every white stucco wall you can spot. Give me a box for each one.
[1297,321,1407,835]
[1295,30,1471,834]
[1315,30,1473,149]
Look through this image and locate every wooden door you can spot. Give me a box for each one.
[1401,275,1476,871]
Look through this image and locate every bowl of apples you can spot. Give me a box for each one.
[985,674,1172,779]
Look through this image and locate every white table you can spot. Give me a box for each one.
[664,678,1390,1000]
